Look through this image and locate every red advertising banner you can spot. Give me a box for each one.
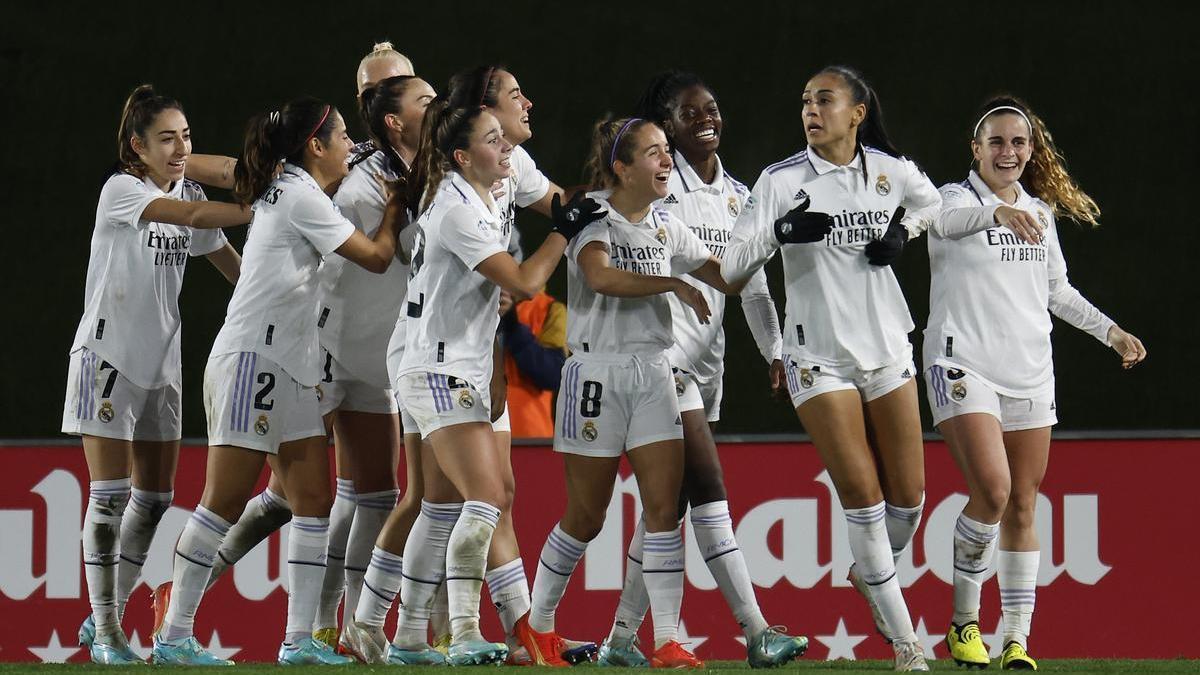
[2,439,1196,663]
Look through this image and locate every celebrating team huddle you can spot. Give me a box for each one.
[63,42,1147,671]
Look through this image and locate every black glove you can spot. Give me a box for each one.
[773,196,834,244]
[864,206,907,266]
[550,192,607,240]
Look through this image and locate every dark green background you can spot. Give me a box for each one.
[3,1,1194,437]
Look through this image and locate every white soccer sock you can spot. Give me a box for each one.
[998,550,1038,648]
[609,518,648,642]
[161,506,231,642]
[83,478,131,636]
[529,523,588,633]
[286,516,329,644]
[393,501,461,649]
[430,582,451,641]
[952,513,999,625]
[885,495,925,562]
[116,488,172,619]
[315,479,355,630]
[208,487,291,589]
[343,488,398,627]
[354,546,403,629]
[845,502,915,642]
[642,527,685,648]
[447,501,501,643]
[692,501,768,637]
[485,557,531,636]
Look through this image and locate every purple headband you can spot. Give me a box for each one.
[609,118,642,168]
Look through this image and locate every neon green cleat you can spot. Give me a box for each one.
[432,633,452,656]
[946,621,990,669]
[312,627,339,650]
[1000,641,1037,670]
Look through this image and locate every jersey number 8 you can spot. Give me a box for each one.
[580,380,603,418]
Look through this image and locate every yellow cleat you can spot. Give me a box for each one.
[432,633,452,656]
[946,621,990,669]
[312,626,339,650]
[1000,641,1037,670]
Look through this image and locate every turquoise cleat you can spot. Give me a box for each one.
[447,639,508,666]
[387,643,449,666]
[151,635,234,666]
[596,636,649,667]
[77,614,96,649]
[277,637,355,665]
[90,632,145,665]
[747,626,808,668]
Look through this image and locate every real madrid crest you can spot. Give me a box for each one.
[458,390,475,409]
[582,421,598,442]
[1037,211,1048,228]
[875,174,891,196]
[951,382,967,401]
[727,196,740,217]
[255,414,270,435]
[98,401,114,423]
[655,227,668,245]
[799,368,815,389]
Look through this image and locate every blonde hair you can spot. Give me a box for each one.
[975,96,1101,228]
[358,41,413,77]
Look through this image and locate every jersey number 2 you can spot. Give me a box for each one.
[254,373,275,411]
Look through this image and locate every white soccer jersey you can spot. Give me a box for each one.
[565,191,712,356]
[70,172,227,389]
[496,145,551,234]
[724,145,941,372]
[318,151,415,388]
[209,164,357,387]
[660,152,782,382]
[396,172,509,397]
[924,171,1114,398]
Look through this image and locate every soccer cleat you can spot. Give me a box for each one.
[90,632,145,665]
[387,643,449,666]
[747,626,808,668]
[513,614,569,667]
[151,635,235,666]
[650,640,704,669]
[893,639,930,671]
[340,621,387,664]
[946,621,990,669]
[277,637,355,665]
[597,635,649,667]
[561,636,600,664]
[1000,641,1037,670]
[312,626,339,650]
[78,614,96,649]
[432,632,452,656]
[151,581,173,637]
[506,644,533,666]
[447,639,509,666]
[848,563,891,643]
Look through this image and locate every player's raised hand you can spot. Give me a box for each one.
[550,192,607,240]
[672,279,711,324]
[1107,325,1147,369]
[994,204,1044,245]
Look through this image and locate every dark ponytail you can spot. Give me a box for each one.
[583,117,658,189]
[633,70,710,144]
[115,84,184,177]
[233,97,338,205]
[446,64,505,110]
[815,65,902,158]
[408,96,486,212]
[356,75,418,174]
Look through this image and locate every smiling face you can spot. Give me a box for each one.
[454,111,513,187]
[487,70,533,146]
[973,112,1032,192]
[131,107,191,189]
[613,123,673,205]
[801,72,865,149]
[311,111,354,180]
[666,84,721,160]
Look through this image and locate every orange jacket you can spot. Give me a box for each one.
[504,292,566,438]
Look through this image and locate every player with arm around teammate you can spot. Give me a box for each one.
[722,65,941,671]
[930,96,1145,671]
[66,84,247,665]
[149,97,407,667]
[594,71,807,668]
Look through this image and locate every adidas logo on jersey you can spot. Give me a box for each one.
[794,189,809,201]
[664,194,679,204]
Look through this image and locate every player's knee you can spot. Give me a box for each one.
[286,484,334,516]
[641,502,681,532]
[1004,488,1038,529]
[975,482,1012,521]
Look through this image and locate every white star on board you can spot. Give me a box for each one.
[912,617,940,660]
[816,618,867,660]
[28,630,81,663]
[734,635,747,647]
[984,617,1005,658]
[675,620,708,653]
[204,631,241,660]
[127,629,153,660]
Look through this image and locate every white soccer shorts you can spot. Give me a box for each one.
[394,371,491,439]
[205,351,325,454]
[783,345,917,409]
[316,348,398,416]
[62,347,181,442]
[926,365,1057,432]
[673,368,722,423]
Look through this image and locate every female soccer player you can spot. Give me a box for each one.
[521,117,745,670]
[930,96,1145,671]
[377,98,601,666]
[65,84,246,666]
[593,71,807,668]
[722,65,941,671]
[150,97,406,666]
